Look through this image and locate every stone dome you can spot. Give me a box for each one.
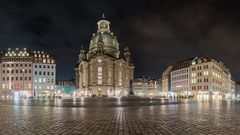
[88,18,120,58]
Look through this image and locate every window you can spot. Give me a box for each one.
[51,72,54,76]
[97,67,102,84]
[119,71,122,85]
[204,78,208,82]
[39,71,42,75]
[191,79,196,84]
[39,65,42,68]
[203,71,209,76]
[35,71,37,75]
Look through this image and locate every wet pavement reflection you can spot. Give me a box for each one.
[0,98,239,134]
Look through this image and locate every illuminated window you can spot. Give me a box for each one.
[191,79,196,84]
[119,71,122,85]
[97,67,102,84]
[28,84,31,89]
[108,71,111,84]
[203,71,209,76]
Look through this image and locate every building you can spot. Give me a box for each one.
[133,77,161,97]
[75,15,134,97]
[235,82,240,98]
[162,57,236,99]
[171,58,193,97]
[32,51,56,97]
[189,57,234,99]
[0,48,56,99]
[161,66,172,97]
[56,80,75,96]
[163,57,235,99]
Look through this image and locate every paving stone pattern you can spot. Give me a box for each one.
[0,100,239,135]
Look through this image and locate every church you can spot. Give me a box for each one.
[75,15,134,97]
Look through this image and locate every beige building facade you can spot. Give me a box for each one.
[161,66,172,97]
[75,16,134,97]
[189,57,234,99]
[133,77,161,97]
[163,57,235,99]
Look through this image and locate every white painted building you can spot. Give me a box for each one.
[32,51,56,97]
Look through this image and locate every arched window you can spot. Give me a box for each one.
[97,67,102,84]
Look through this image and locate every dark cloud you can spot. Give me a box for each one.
[0,0,239,81]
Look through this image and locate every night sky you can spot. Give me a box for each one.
[0,0,239,81]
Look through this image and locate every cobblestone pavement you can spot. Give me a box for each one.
[0,99,240,135]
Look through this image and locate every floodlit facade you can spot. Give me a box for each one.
[171,58,193,97]
[0,48,56,99]
[32,51,56,97]
[133,77,161,97]
[163,57,235,99]
[75,15,134,97]
[190,57,235,99]
[161,66,172,97]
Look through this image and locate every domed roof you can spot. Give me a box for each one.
[90,32,119,48]
[88,17,120,58]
